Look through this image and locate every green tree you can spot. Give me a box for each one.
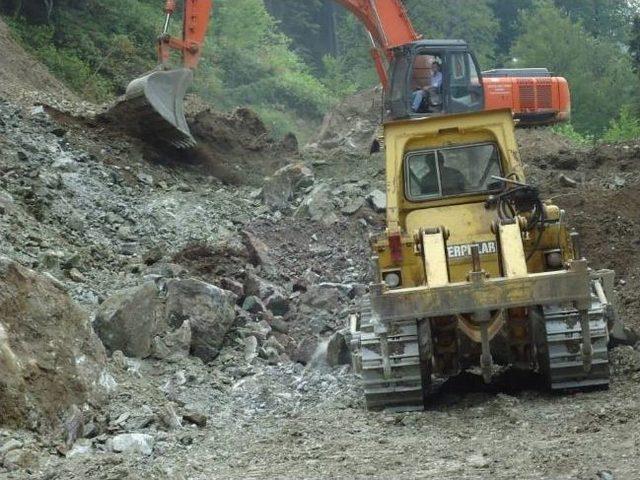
[553,0,634,41]
[629,15,640,72]
[510,0,638,134]
[404,0,499,67]
[490,0,533,65]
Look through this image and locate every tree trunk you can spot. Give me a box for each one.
[12,0,23,18]
[43,0,54,23]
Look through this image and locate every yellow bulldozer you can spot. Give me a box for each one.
[349,109,625,411]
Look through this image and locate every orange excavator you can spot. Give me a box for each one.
[114,0,570,148]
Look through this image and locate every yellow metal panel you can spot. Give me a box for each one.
[383,109,523,229]
[422,231,449,287]
[406,203,501,281]
[499,223,528,277]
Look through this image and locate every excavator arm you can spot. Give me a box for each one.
[158,0,213,69]
[334,0,420,89]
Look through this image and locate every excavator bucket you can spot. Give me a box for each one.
[107,68,196,149]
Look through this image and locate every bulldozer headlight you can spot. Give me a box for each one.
[383,271,402,288]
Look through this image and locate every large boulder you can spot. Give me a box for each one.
[93,282,163,358]
[94,278,236,362]
[295,183,339,225]
[262,163,314,209]
[0,258,108,430]
[165,279,236,362]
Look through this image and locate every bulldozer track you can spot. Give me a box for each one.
[538,284,610,390]
[358,302,426,411]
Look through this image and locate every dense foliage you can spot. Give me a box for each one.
[2,0,640,139]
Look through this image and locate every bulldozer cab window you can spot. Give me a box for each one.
[405,143,502,201]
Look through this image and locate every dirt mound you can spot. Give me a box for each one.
[186,107,299,185]
[521,140,640,332]
[0,18,77,107]
[515,128,581,164]
[310,86,383,151]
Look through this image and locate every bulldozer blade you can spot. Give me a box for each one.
[109,68,196,149]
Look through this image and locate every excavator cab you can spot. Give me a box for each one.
[387,40,485,120]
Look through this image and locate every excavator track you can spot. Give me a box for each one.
[538,287,610,390]
[357,302,426,411]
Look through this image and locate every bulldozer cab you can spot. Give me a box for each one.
[388,40,485,120]
[382,109,522,284]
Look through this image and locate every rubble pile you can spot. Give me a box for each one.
[0,29,639,477]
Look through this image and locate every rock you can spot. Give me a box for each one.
[183,411,208,428]
[300,283,344,312]
[94,282,162,358]
[67,267,86,283]
[64,405,84,448]
[341,197,365,215]
[244,335,259,363]
[597,471,615,480]
[244,271,278,299]
[262,163,314,208]
[326,330,351,367]
[272,332,297,357]
[242,295,266,314]
[52,155,79,172]
[143,245,165,265]
[270,316,290,334]
[367,189,387,212]
[558,174,578,188]
[137,173,154,186]
[0,258,107,430]
[466,453,490,468]
[613,176,626,188]
[264,336,285,354]
[111,350,128,370]
[295,183,338,225]
[220,277,245,298]
[151,336,171,360]
[66,439,92,458]
[262,173,293,209]
[158,403,182,430]
[265,292,289,316]
[0,439,23,455]
[109,433,154,456]
[2,448,38,471]
[292,337,318,365]
[241,320,272,342]
[241,230,274,268]
[165,279,237,363]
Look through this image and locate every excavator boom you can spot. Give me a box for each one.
[335,0,419,89]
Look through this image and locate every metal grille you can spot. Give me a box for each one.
[518,80,536,110]
[536,80,553,109]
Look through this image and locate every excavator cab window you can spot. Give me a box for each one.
[388,45,485,120]
[445,52,484,113]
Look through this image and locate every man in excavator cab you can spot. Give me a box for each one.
[411,57,443,114]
